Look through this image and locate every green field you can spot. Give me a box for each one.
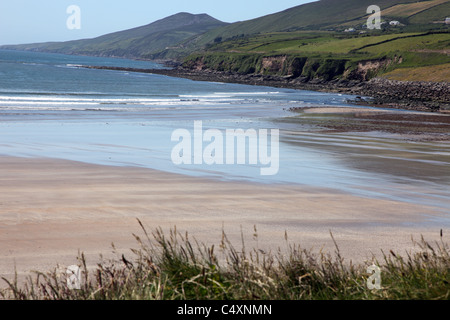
[211,32,417,55]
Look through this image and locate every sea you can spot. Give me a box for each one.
[0,49,449,220]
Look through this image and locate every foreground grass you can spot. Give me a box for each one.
[381,63,450,82]
[1,221,449,300]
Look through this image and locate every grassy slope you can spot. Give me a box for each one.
[382,63,450,82]
[409,1,450,24]
[192,0,447,46]
[382,0,448,17]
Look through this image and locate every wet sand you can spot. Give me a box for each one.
[288,106,450,141]
[0,156,447,284]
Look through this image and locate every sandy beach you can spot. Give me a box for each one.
[0,156,446,284]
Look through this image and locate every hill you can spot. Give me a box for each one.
[0,13,227,59]
[180,0,449,84]
[193,0,450,46]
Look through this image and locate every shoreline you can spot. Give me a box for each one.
[83,65,450,113]
[0,156,447,282]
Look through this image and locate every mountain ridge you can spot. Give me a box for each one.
[0,12,227,59]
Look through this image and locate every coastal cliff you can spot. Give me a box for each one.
[178,52,449,112]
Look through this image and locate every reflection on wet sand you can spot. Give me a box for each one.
[277,106,450,211]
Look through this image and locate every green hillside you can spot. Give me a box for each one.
[181,0,449,82]
[1,13,227,59]
[192,0,449,46]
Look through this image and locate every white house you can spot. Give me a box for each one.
[445,17,450,25]
[344,28,356,32]
[390,21,400,26]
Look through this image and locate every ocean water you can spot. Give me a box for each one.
[0,50,449,218]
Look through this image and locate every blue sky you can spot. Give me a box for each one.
[0,0,313,45]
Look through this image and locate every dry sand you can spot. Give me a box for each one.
[0,156,446,283]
